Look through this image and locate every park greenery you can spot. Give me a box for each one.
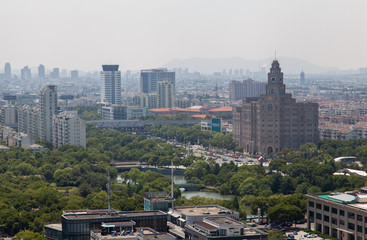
[2,122,367,238]
[75,105,101,121]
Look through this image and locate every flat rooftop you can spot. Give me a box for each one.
[173,205,233,216]
[63,209,166,220]
[206,217,243,226]
[44,223,62,231]
[315,193,357,204]
[91,231,137,240]
[138,233,176,239]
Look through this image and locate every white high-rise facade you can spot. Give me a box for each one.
[101,65,122,105]
[0,105,17,127]
[158,79,174,108]
[39,85,57,142]
[53,111,86,148]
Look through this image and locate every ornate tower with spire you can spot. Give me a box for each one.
[232,59,318,156]
[300,70,305,84]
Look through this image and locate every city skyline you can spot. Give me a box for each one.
[0,0,366,71]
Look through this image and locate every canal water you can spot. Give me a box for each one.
[165,174,234,200]
[118,167,234,200]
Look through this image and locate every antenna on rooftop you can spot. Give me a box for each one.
[107,171,111,214]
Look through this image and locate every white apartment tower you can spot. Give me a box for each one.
[229,78,266,101]
[39,85,57,142]
[18,105,40,139]
[53,111,86,148]
[101,65,122,105]
[158,79,174,108]
[0,105,17,127]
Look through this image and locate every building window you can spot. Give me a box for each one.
[316,203,322,210]
[331,218,337,225]
[348,212,355,219]
[340,210,345,216]
[340,220,345,226]
[268,104,273,111]
[316,213,322,220]
[324,215,329,222]
[348,222,355,230]
[357,225,362,233]
[331,208,337,214]
[324,205,329,212]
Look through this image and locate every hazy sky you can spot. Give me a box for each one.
[1,0,366,71]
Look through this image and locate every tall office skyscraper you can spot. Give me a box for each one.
[101,65,122,105]
[21,66,31,81]
[158,79,174,108]
[38,64,45,79]
[140,69,175,93]
[4,63,11,80]
[39,85,58,142]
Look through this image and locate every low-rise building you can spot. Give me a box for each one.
[168,205,239,227]
[44,209,168,240]
[307,189,367,240]
[144,192,175,212]
[185,217,267,240]
[102,105,147,120]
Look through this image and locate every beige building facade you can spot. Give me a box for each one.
[232,60,318,155]
[307,191,367,240]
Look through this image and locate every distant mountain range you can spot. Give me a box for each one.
[164,57,338,74]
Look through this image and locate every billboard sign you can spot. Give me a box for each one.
[211,118,222,132]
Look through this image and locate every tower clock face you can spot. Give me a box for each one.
[271,76,276,82]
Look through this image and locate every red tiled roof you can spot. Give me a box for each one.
[208,107,232,112]
[192,114,208,119]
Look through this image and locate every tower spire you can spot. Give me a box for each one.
[275,51,277,60]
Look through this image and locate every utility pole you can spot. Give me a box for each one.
[107,172,111,214]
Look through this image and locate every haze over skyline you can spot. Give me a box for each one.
[1,0,366,72]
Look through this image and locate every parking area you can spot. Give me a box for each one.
[285,229,327,240]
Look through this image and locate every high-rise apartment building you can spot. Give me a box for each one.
[4,63,11,80]
[232,60,318,155]
[39,85,58,142]
[18,105,40,139]
[53,111,86,148]
[158,79,174,108]
[140,69,175,93]
[229,78,266,101]
[0,105,17,127]
[38,64,45,79]
[21,66,31,81]
[100,65,122,105]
